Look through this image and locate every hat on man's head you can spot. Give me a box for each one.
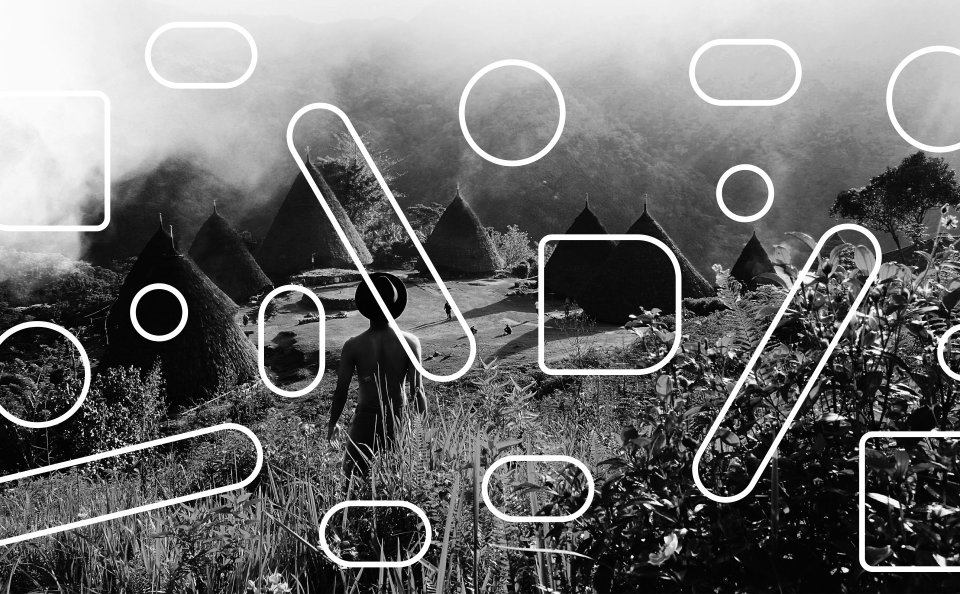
[355,272,407,322]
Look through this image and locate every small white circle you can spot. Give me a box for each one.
[887,46,960,153]
[716,164,775,223]
[130,283,189,342]
[459,59,565,167]
[938,325,960,382]
[0,321,91,429]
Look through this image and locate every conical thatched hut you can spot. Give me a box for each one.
[189,204,272,303]
[544,198,615,300]
[731,231,775,289]
[256,159,372,281]
[579,204,715,324]
[102,225,258,404]
[418,187,502,275]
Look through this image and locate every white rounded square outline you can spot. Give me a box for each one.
[859,431,960,573]
[481,454,595,523]
[0,423,263,547]
[0,90,110,232]
[144,22,258,90]
[537,234,682,376]
[318,500,432,568]
[689,39,802,107]
[257,284,325,398]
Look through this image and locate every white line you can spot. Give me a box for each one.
[886,46,960,153]
[481,455,594,523]
[689,39,802,107]
[258,285,325,397]
[144,22,257,90]
[318,500,432,568]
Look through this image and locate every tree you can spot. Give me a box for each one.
[830,152,960,250]
[487,224,534,271]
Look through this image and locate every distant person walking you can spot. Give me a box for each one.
[444,302,452,320]
[328,273,426,480]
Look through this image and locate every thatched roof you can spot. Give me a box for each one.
[102,225,257,404]
[418,187,502,275]
[731,231,775,289]
[256,159,372,281]
[579,204,715,324]
[188,205,272,303]
[544,198,615,300]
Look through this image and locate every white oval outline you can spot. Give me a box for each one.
[0,422,262,546]
[886,45,960,153]
[318,500,433,568]
[716,164,775,223]
[144,22,258,90]
[481,455,595,523]
[537,234,682,376]
[257,285,325,398]
[458,59,566,167]
[693,224,882,503]
[286,103,477,383]
[130,283,188,342]
[937,325,960,381]
[0,321,91,429]
[689,39,802,107]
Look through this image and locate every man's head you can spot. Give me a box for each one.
[355,273,407,325]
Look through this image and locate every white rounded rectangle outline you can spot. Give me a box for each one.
[0,422,263,547]
[481,454,595,523]
[257,284,325,398]
[537,234,682,376]
[286,103,477,383]
[144,22,257,90]
[689,39,802,107]
[858,431,960,573]
[693,224,881,503]
[318,500,433,568]
[0,90,110,232]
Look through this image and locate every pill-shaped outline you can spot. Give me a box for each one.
[858,431,960,572]
[286,103,477,383]
[0,422,263,546]
[458,59,566,167]
[886,45,960,153]
[144,22,258,90]
[481,455,595,523]
[693,224,881,503]
[318,500,432,568]
[716,164,775,223]
[0,90,110,232]
[937,324,960,382]
[257,284,325,397]
[0,321,90,429]
[130,283,189,342]
[689,39,802,107]
[537,234,682,376]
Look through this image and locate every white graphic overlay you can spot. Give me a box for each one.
[482,455,595,523]
[690,39,802,107]
[459,59,565,167]
[145,22,258,90]
[937,324,960,382]
[693,224,881,503]
[537,234,682,376]
[286,103,476,382]
[716,164,775,223]
[886,45,960,153]
[318,500,432,568]
[0,91,110,232]
[258,285,325,397]
[0,322,90,429]
[0,423,263,546]
[130,283,188,342]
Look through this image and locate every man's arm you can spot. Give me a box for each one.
[405,333,427,415]
[328,339,355,440]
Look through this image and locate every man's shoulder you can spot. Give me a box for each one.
[400,330,421,348]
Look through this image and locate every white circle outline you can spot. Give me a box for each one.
[144,22,258,90]
[689,39,802,107]
[0,322,91,429]
[130,283,189,342]
[938,325,960,382]
[716,164,775,223]
[458,59,566,167]
[886,45,960,153]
